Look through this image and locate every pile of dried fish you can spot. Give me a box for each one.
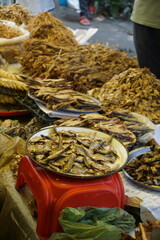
[53,113,136,147]
[0,3,30,25]
[18,42,138,93]
[26,12,78,47]
[89,68,160,122]
[0,22,23,38]
[0,68,28,104]
[124,145,160,187]
[29,78,101,111]
[106,110,154,143]
[27,129,120,176]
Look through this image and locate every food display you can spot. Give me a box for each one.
[18,41,138,93]
[0,3,160,240]
[124,145,160,190]
[26,12,78,46]
[28,78,101,112]
[89,68,160,122]
[0,3,30,25]
[0,22,23,39]
[27,127,128,178]
[53,113,136,147]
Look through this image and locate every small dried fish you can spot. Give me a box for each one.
[88,68,160,122]
[28,130,120,176]
[124,145,160,186]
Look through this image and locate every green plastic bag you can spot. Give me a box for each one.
[49,207,135,240]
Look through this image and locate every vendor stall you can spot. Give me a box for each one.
[0,3,160,240]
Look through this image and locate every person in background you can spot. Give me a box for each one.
[131,0,160,79]
[79,0,96,25]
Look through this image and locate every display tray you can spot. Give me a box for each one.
[26,126,128,179]
[123,146,160,191]
[28,91,101,118]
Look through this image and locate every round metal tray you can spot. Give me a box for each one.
[26,126,128,179]
[123,146,160,191]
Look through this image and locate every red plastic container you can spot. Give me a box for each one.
[15,156,125,240]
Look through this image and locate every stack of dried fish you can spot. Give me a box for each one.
[29,78,101,112]
[26,12,78,47]
[53,113,136,147]
[124,145,160,186]
[0,3,30,25]
[27,129,120,176]
[0,68,28,105]
[19,42,138,93]
[89,68,160,122]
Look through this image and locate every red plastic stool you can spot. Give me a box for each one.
[15,156,125,240]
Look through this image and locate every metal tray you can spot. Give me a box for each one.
[28,91,101,115]
[123,146,160,191]
[26,126,128,179]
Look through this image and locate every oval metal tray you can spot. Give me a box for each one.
[123,146,160,191]
[26,126,128,179]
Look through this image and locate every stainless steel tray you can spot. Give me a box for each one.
[26,126,128,179]
[123,146,160,191]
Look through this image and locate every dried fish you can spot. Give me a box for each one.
[26,12,78,46]
[124,145,160,186]
[18,42,138,93]
[0,3,31,25]
[27,130,120,176]
[53,113,136,147]
[0,22,23,39]
[89,68,160,122]
[29,78,101,112]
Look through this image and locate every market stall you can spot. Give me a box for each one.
[0,3,160,240]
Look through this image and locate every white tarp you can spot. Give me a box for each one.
[15,0,55,15]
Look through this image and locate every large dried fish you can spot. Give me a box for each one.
[53,113,136,147]
[29,78,101,112]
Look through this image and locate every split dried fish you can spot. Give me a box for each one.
[53,113,136,147]
[27,130,120,176]
[29,78,101,112]
[106,110,154,141]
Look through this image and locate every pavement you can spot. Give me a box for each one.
[54,0,136,57]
